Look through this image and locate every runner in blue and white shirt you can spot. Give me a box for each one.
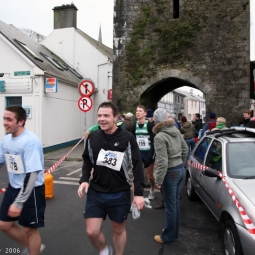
[0,106,45,255]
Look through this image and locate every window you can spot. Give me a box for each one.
[194,137,212,163]
[68,68,83,79]
[173,0,179,19]
[14,39,43,62]
[205,140,222,171]
[6,97,22,106]
[53,58,68,70]
[227,142,255,178]
[40,52,64,71]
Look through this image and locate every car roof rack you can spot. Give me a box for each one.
[207,127,255,138]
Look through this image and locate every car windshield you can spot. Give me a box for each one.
[227,142,255,178]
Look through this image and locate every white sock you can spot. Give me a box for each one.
[99,245,109,255]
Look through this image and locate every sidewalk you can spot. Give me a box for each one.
[44,142,85,161]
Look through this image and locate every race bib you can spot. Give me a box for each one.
[137,137,149,149]
[96,149,124,171]
[5,154,25,174]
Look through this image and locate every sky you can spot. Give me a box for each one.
[0,0,254,96]
[0,0,114,48]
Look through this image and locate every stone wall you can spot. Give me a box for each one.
[113,0,250,124]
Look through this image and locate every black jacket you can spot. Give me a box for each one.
[80,127,144,196]
[194,119,203,132]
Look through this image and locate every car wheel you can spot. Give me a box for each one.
[186,175,197,200]
[223,219,243,255]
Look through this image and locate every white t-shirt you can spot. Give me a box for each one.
[0,129,44,188]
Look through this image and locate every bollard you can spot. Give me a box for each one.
[44,172,54,199]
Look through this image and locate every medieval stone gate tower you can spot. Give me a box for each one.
[113,0,250,124]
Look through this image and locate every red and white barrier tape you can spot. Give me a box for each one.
[218,172,255,240]
[0,187,7,194]
[44,137,84,175]
[187,160,209,170]
[0,137,84,194]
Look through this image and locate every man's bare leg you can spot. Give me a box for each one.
[0,221,28,247]
[146,163,155,191]
[111,221,126,255]
[24,227,41,255]
[86,218,107,251]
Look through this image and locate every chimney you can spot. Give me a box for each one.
[53,3,78,29]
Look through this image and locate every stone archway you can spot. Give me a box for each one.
[114,67,250,125]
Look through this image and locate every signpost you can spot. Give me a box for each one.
[77,79,95,140]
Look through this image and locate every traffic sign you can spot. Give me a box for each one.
[78,96,93,112]
[78,79,95,97]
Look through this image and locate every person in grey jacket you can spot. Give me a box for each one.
[152,108,188,245]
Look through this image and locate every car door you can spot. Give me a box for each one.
[202,139,223,219]
[189,137,212,197]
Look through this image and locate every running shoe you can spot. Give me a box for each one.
[148,191,155,200]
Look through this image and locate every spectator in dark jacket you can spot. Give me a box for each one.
[240,109,251,127]
[192,113,203,136]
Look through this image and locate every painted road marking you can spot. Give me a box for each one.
[53,181,79,185]
[66,168,82,176]
[59,177,80,181]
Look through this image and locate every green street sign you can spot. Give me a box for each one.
[14,71,30,76]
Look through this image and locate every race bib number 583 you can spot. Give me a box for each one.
[96,149,124,171]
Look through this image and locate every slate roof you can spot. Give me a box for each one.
[76,28,113,59]
[0,20,83,85]
[175,89,205,102]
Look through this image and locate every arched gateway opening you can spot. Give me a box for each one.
[139,69,207,111]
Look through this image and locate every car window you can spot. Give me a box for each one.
[194,137,212,163]
[227,142,255,178]
[205,140,222,171]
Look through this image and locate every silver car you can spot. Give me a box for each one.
[186,127,255,255]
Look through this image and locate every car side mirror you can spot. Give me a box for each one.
[204,168,220,179]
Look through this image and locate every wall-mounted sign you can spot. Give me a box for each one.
[23,105,32,119]
[108,89,112,100]
[45,78,58,93]
[0,81,5,92]
[14,71,30,76]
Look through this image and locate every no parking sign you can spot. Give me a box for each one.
[78,96,93,112]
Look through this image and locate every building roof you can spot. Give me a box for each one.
[0,19,83,85]
[76,28,112,59]
[175,89,205,102]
